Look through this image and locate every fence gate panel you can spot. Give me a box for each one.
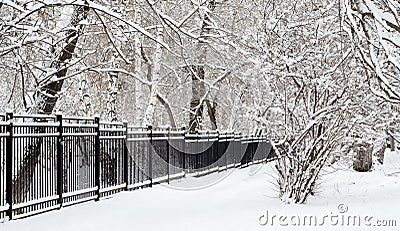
[10,115,59,218]
[99,122,125,196]
[62,117,97,206]
[126,127,152,188]
[151,130,168,182]
[167,130,185,177]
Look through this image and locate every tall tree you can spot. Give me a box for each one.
[143,0,166,126]
[32,3,90,114]
[188,0,216,131]
[13,2,90,204]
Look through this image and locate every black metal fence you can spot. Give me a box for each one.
[0,113,276,220]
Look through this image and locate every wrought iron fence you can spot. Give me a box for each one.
[0,112,276,220]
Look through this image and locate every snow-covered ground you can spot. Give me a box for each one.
[2,151,399,231]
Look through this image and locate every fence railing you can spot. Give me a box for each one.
[0,113,276,220]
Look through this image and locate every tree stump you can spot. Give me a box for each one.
[353,142,373,172]
[376,142,386,164]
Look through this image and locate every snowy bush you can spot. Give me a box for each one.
[257,0,358,203]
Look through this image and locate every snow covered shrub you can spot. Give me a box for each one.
[255,0,359,203]
[271,75,353,203]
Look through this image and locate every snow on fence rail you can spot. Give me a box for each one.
[0,112,276,221]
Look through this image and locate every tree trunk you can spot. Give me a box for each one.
[389,128,395,151]
[205,99,217,130]
[377,141,386,164]
[134,1,145,125]
[33,4,89,114]
[188,65,206,131]
[79,79,92,116]
[188,0,216,132]
[142,1,165,126]
[107,72,119,122]
[156,94,177,128]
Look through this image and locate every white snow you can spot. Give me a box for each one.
[1,151,399,231]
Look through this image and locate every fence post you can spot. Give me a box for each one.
[249,135,253,166]
[94,116,100,200]
[215,131,219,169]
[196,130,199,170]
[265,136,268,162]
[206,131,210,170]
[239,135,243,167]
[167,127,170,184]
[181,127,186,172]
[252,135,255,165]
[217,131,220,170]
[56,113,63,207]
[148,125,153,187]
[225,133,228,170]
[236,133,240,166]
[230,134,233,168]
[123,121,129,190]
[5,111,13,220]
[266,138,269,163]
